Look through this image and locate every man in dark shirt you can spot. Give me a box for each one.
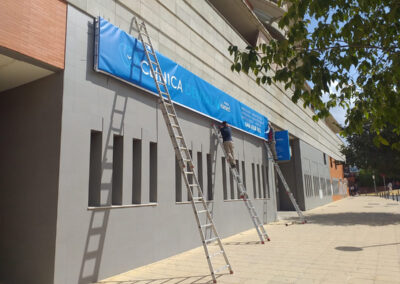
[219,121,236,168]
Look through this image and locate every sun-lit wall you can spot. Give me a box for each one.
[0,0,66,69]
[329,157,348,201]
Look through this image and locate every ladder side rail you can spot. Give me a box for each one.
[264,141,306,222]
[140,24,173,102]
[213,125,247,198]
[134,18,233,282]
[180,167,215,275]
[274,163,305,220]
[212,125,270,242]
[137,25,193,171]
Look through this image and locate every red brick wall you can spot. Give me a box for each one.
[329,157,344,180]
[0,0,66,69]
[329,157,348,200]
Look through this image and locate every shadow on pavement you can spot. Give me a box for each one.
[222,241,263,245]
[336,242,400,252]
[285,212,400,226]
[335,246,363,251]
[96,274,225,284]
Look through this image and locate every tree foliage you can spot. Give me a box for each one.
[341,123,400,178]
[228,0,400,143]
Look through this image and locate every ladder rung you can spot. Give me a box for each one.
[209,250,224,259]
[201,223,213,228]
[184,171,194,175]
[205,237,218,244]
[179,147,187,151]
[192,197,203,201]
[189,184,200,187]
[171,124,180,128]
[197,210,208,214]
[213,264,230,274]
[168,113,176,117]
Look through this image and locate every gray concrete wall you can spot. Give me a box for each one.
[64,0,345,161]
[0,73,63,284]
[298,140,332,210]
[53,6,277,283]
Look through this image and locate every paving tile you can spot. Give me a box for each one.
[98,197,400,284]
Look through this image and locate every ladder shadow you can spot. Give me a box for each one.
[96,273,226,284]
[335,242,400,252]
[78,92,128,283]
[221,241,263,246]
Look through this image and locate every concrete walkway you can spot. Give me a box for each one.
[97,197,400,284]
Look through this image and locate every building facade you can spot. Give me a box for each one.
[0,1,345,283]
[330,157,348,200]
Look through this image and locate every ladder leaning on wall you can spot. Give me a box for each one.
[133,17,233,283]
[263,141,307,224]
[212,124,270,243]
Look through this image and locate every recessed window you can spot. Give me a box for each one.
[221,157,228,200]
[252,163,256,198]
[149,142,157,203]
[175,156,182,202]
[230,166,235,199]
[89,130,102,206]
[132,139,142,204]
[207,154,213,200]
[261,165,266,198]
[197,152,203,190]
[112,135,123,205]
[235,160,240,198]
[257,164,261,199]
[241,161,246,188]
[187,150,193,201]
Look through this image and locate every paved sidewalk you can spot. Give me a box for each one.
[98,197,400,284]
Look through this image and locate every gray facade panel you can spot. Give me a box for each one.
[0,73,63,284]
[298,140,332,210]
[54,6,277,283]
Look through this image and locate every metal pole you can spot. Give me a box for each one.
[372,175,377,196]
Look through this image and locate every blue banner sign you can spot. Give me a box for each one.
[275,130,291,161]
[94,17,269,139]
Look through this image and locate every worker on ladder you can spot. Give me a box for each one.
[218,121,236,168]
[267,122,278,161]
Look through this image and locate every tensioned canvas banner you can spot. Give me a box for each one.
[94,17,269,140]
[275,130,291,161]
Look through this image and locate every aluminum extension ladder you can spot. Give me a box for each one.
[133,18,233,283]
[212,125,270,243]
[264,141,307,224]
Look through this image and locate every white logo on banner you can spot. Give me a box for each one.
[220,101,231,112]
[141,61,183,93]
